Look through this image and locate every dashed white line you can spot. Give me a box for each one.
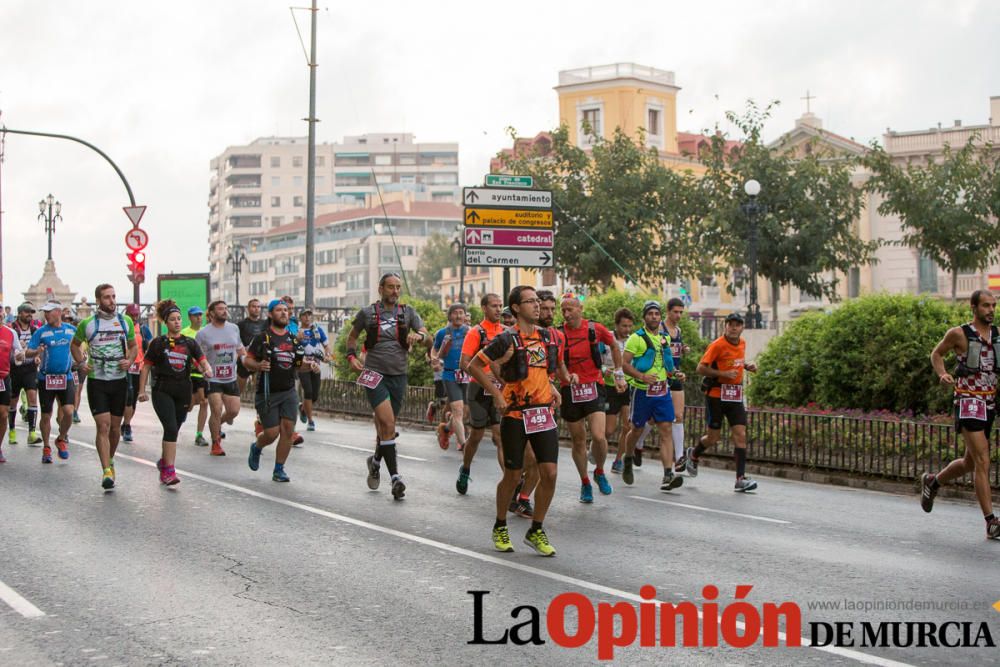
[0,579,45,618]
[318,440,428,461]
[628,495,793,524]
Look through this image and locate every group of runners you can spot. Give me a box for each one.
[3,276,995,551]
[347,274,761,556]
[0,287,332,489]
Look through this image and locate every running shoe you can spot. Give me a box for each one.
[674,455,687,474]
[622,457,634,485]
[7,430,16,445]
[685,447,699,477]
[734,476,758,492]
[0,446,6,463]
[391,476,406,500]
[41,445,53,464]
[248,443,262,471]
[660,473,684,492]
[161,465,180,486]
[492,525,514,552]
[195,433,208,447]
[611,458,623,474]
[425,401,436,423]
[920,472,937,513]
[27,430,42,445]
[55,438,69,460]
[456,467,470,495]
[72,410,81,424]
[594,471,612,495]
[292,432,304,447]
[632,448,643,467]
[299,405,307,424]
[109,459,116,480]
[513,498,533,518]
[220,431,226,439]
[307,420,316,432]
[436,423,450,450]
[102,467,115,489]
[524,527,556,557]
[366,455,381,490]
[156,458,165,471]
[988,516,1000,540]
[579,482,594,504]
[272,467,290,483]
[210,441,226,456]
[121,424,133,442]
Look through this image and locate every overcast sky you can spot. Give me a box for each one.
[1,0,998,305]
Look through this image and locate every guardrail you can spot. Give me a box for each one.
[243,380,998,490]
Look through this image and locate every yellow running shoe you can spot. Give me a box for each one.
[524,527,556,557]
[102,467,115,490]
[492,525,514,553]
[8,430,16,445]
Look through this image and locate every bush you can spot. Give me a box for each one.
[749,293,967,414]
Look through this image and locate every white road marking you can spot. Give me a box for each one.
[0,580,45,618]
[628,495,793,525]
[67,440,909,666]
[318,440,428,462]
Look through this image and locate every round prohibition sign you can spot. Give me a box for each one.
[125,227,149,251]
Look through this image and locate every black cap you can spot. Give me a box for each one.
[725,312,745,323]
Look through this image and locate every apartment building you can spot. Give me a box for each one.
[207,133,459,302]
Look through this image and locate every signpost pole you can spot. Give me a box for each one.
[503,267,511,305]
[459,238,466,303]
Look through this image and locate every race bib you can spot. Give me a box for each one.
[215,364,235,381]
[646,381,667,398]
[357,369,384,389]
[721,384,744,403]
[129,361,141,374]
[455,370,470,384]
[45,374,67,391]
[670,342,683,357]
[570,382,598,404]
[958,397,988,421]
[522,406,556,434]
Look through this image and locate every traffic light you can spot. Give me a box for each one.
[127,250,146,284]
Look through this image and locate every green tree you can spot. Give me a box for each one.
[410,233,460,302]
[700,101,878,322]
[865,135,999,301]
[498,125,709,290]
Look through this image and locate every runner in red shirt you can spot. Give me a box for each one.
[558,295,624,502]
[0,321,25,462]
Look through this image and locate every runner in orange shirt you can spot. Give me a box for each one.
[467,286,575,556]
[687,313,759,492]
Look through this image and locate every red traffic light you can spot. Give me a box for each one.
[127,250,146,285]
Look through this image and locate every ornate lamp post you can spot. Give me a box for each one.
[741,179,763,329]
[226,241,249,306]
[38,194,62,261]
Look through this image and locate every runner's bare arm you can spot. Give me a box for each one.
[931,326,965,385]
[345,322,365,372]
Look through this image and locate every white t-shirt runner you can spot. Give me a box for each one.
[196,322,245,384]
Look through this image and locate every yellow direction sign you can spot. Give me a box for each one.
[464,208,552,229]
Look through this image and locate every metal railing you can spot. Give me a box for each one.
[246,379,999,490]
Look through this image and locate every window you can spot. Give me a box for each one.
[249,281,271,296]
[293,156,304,168]
[293,176,303,187]
[270,156,280,168]
[293,195,303,207]
[317,273,337,288]
[315,156,325,167]
[271,216,283,226]
[849,268,861,298]
[582,108,601,137]
[271,176,280,187]
[250,260,267,274]
[346,272,368,290]
[647,108,661,136]
[271,196,281,207]
[375,154,392,166]
[398,153,416,165]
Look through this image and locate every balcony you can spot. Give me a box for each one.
[228,215,262,229]
[228,196,262,208]
[227,154,262,169]
[225,174,261,190]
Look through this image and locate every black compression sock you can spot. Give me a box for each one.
[530,520,543,532]
[7,411,14,430]
[735,448,747,478]
[26,408,37,430]
[494,518,506,530]
[378,441,399,476]
[987,513,996,522]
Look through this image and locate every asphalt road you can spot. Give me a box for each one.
[1,399,998,666]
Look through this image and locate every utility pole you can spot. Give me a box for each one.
[303,0,318,309]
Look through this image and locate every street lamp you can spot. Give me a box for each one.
[741,179,764,329]
[37,194,62,262]
[226,241,249,306]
